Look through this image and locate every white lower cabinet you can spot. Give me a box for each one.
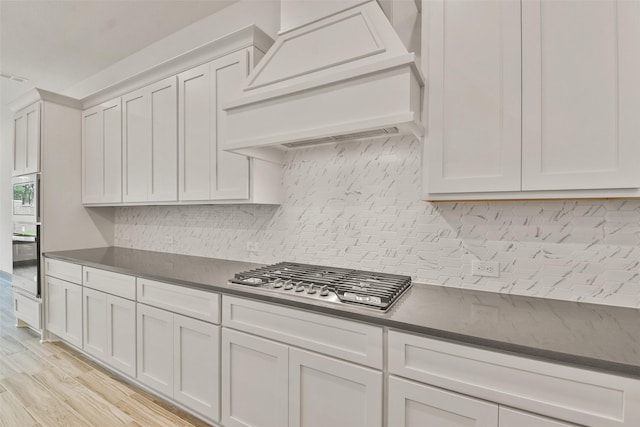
[221,328,289,427]
[500,407,575,427]
[136,303,174,396]
[137,303,220,422]
[221,327,383,427]
[45,276,83,347]
[83,287,136,377]
[388,376,498,427]
[388,376,575,427]
[289,348,382,427]
[173,314,220,421]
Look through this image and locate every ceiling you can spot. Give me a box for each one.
[0,0,237,105]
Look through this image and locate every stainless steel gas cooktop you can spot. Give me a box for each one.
[230,262,411,311]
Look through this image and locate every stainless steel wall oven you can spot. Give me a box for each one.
[12,173,40,297]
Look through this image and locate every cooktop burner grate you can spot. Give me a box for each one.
[230,262,411,311]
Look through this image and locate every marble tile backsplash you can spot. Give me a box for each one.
[115,136,640,308]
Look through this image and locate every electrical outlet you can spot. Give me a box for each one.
[247,241,259,252]
[471,260,500,277]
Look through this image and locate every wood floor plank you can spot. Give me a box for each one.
[0,334,27,355]
[76,369,135,404]
[21,337,64,359]
[2,373,91,426]
[7,349,49,375]
[116,392,195,427]
[33,369,134,426]
[45,350,92,378]
[0,391,39,426]
[133,388,212,427]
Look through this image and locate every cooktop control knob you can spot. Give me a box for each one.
[294,282,306,292]
[283,280,294,290]
[273,279,283,288]
[319,286,329,297]
[306,285,316,295]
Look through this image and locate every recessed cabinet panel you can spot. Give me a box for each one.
[211,52,250,200]
[82,99,122,204]
[427,0,521,193]
[221,328,289,427]
[388,376,499,427]
[289,348,382,427]
[500,407,577,427]
[173,315,220,421]
[178,64,211,201]
[137,303,173,397]
[13,103,41,176]
[123,90,151,202]
[83,287,108,360]
[82,108,102,203]
[522,0,640,190]
[102,99,122,203]
[43,277,83,347]
[107,295,136,377]
[149,78,178,202]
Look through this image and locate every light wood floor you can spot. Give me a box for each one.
[0,276,212,427]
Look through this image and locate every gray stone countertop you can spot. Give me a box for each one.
[45,247,640,378]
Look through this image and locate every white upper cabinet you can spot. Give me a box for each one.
[123,76,178,203]
[178,51,252,201]
[82,98,122,204]
[13,102,41,176]
[521,0,640,191]
[178,64,212,201]
[425,0,640,199]
[81,27,281,206]
[426,0,521,194]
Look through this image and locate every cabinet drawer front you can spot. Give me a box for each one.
[44,258,82,284]
[388,331,640,427]
[222,296,383,368]
[137,279,219,324]
[83,267,135,300]
[14,291,41,330]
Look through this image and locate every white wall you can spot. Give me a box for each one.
[64,0,280,99]
[0,101,12,273]
[115,136,640,309]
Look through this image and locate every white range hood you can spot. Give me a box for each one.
[223,0,424,164]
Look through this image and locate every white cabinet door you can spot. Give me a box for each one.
[500,407,576,427]
[13,102,41,176]
[123,87,151,202]
[289,348,382,427]
[82,99,122,204]
[388,376,498,427]
[81,106,102,203]
[426,0,521,193]
[45,276,82,348]
[173,314,220,422]
[178,64,211,201]
[221,328,289,427]
[148,77,178,202]
[82,286,108,360]
[106,294,136,377]
[522,0,640,190]
[210,51,250,200]
[137,303,173,397]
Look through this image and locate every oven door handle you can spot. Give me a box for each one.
[12,235,36,243]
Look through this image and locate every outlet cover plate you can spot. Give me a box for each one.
[471,260,500,278]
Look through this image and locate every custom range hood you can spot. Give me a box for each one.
[223,0,424,163]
